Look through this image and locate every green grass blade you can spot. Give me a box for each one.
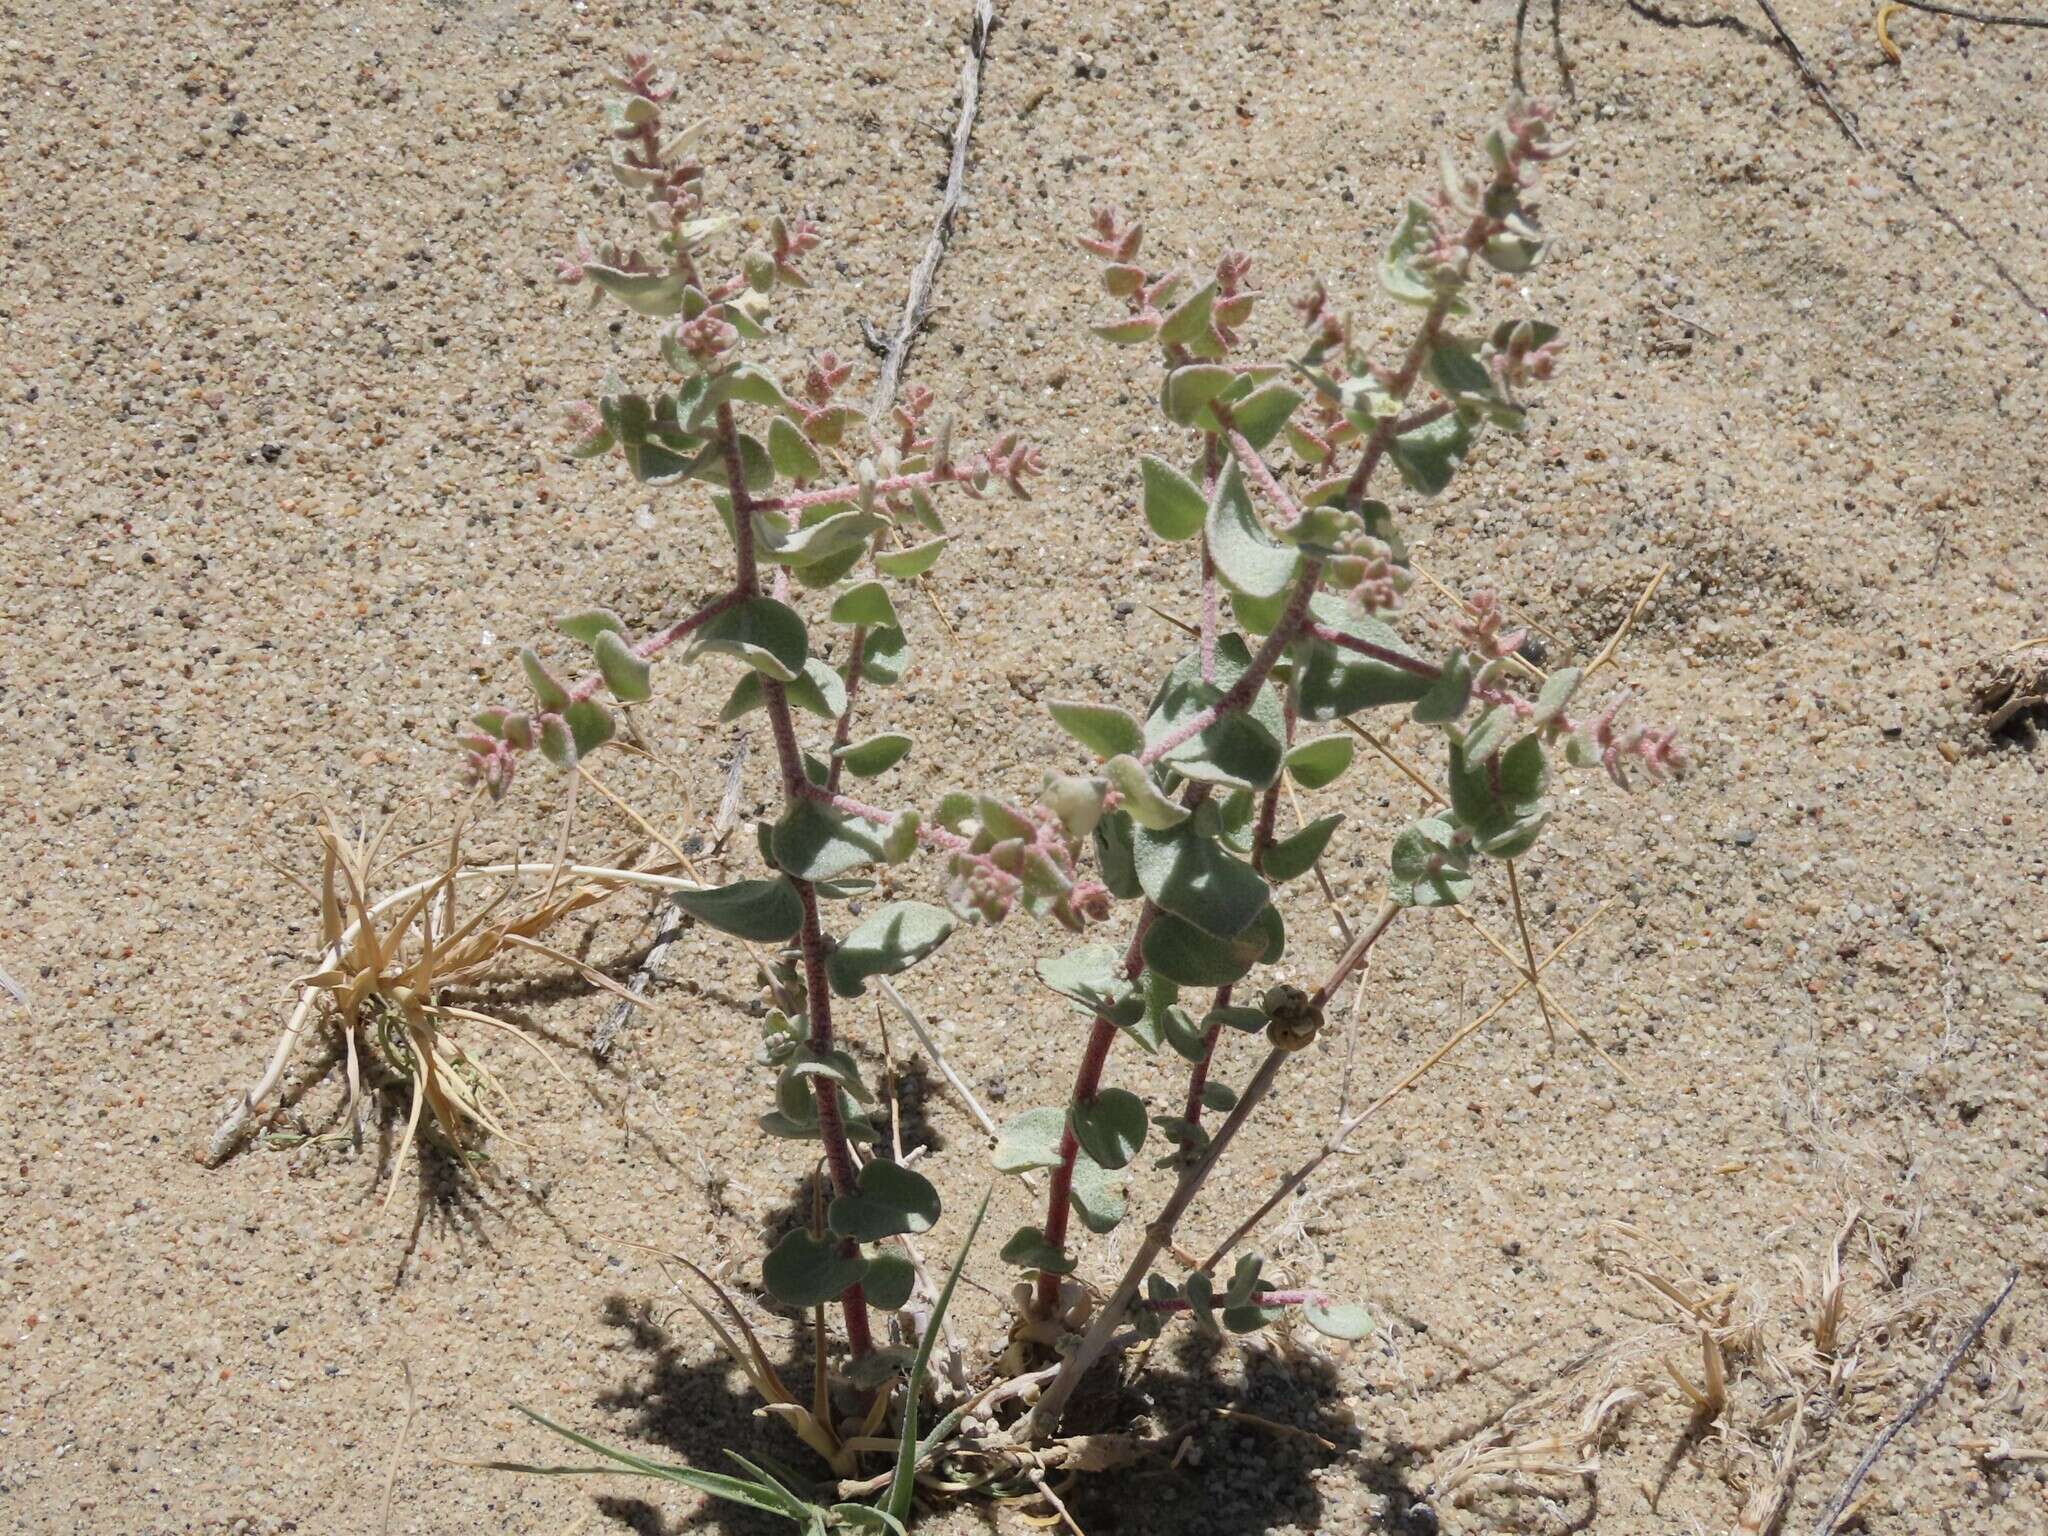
[884,1185,991,1523]
[508,1404,794,1517]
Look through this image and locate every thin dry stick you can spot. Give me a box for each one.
[1026,1467,1089,1536]
[1810,1270,2020,1536]
[377,1361,419,1536]
[866,0,997,415]
[1506,860,1560,1052]
[1200,901,1611,1273]
[876,977,1002,1145]
[1751,0,1867,152]
[1886,0,2048,25]
[1585,564,1669,677]
[0,960,27,1010]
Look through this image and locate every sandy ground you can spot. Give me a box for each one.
[3,1,2046,1532]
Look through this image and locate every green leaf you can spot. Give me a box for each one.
[1381,199,1467,311]
[1157,280,1217,351]
[1103,756,1190,830]
[1184,1270,1221,1336]
[1225,383,1303,451]
[766,415,821,481]
[825,902,955,997]
[520,647,569,711]
[1162,364,1234,427]
[1141,906,1279,987]
[685,597,808,682]
[1122,969,1178,1054]
[1223,1253,1264,1309]
[1206,463,1302,602]
[538,716,577,769]
[771,799,886,881]
[1159,1004,1209,1063]
[1093,316,1159,344]
[788,657,849,720]
[999,1225,1074,1275]
[1070,1088,1149,1172]
[827,1160,941,1241]
[593,630,653,703]
[861,626,909,685]
[1036,945,1142,1025]
[1068,1150,1126,1234]
[1387,816,1473,908]
[833,732,911,779]
[673,876,803,942]
[1202,1080,1239,1114]
[1302,1298,1374,1340]
[762,1229,868,1309]
[1387,409,1474,497]
[1092,808,1142,899]
[875,538,947,578]
[583,264,687,316]
[1459,706,1515,771]
[564,699,614,756]
[1048,700,1145,761]
[1291,596,1434,720]
[830,581,900,630]
[1223,1303,1282,1334]
[757,509,880,571]
[1532,666,1581,728]
[554,608,626,645]
[1262,813,1342,882]
[1410,649,1474,724]
[1139,455,1206,541]
[1144,635,1289,790]
[860,1249,917,1312]
[885,1188,991,1525]
[1284,734,1355,790]
[992,1107,1067,1174]
[1131,822,1271,939]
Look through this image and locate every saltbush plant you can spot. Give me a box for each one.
[257,47,1688,1528]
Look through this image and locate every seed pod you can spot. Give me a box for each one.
[1262,983,1324,1052]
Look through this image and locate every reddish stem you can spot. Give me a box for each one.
[824,624,867,794]
[1140,561,1324,765]
[1033,906,1157,1314]
[724,402,872,1357]
[1306,622,1442,679]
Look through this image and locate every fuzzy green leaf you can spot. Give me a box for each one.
[1387,409,1474,498]
[1261,813,1342,883]
[829,581,900,630]
[827,1160,941,1241]
[765,415,821,482]
[1131,822,1271,939]
[1068,1151,1126,1235]
[1410,649,1474,724]
[554,608,626,645]
[1036,945,1142,1025]
[520,647,570,712]
[999,1225,1074,1275]
[685,597,808,682]
[1224,383,1303,451]
[1092,808,1143,898]
[875,538,947,578]
[861,626,909,686]
[1283,734,1355,790]
[825,902,955,997]
[1144,635,1289,789]
[593,630,653,703]
[563,699,614,757]
[992,1107,1067,1174]
[1387,816,1473,908]
[1069,1087,1147,1171]
[761,1229,868,1309]
[1139,455,1206,541]
[1206,463,1302,602]
[1102,755,1190,830]
[1140,905,1280,987]
[771,799,886,881]
[1290,595,1434,720]
[1162,364,1234,428]
[1048,700,1145,761]
[673,877,803,943]
[1302,1298,1374,1340]
[833,732,911,779]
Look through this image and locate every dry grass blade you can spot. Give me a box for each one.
[378,1361,419,1536]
